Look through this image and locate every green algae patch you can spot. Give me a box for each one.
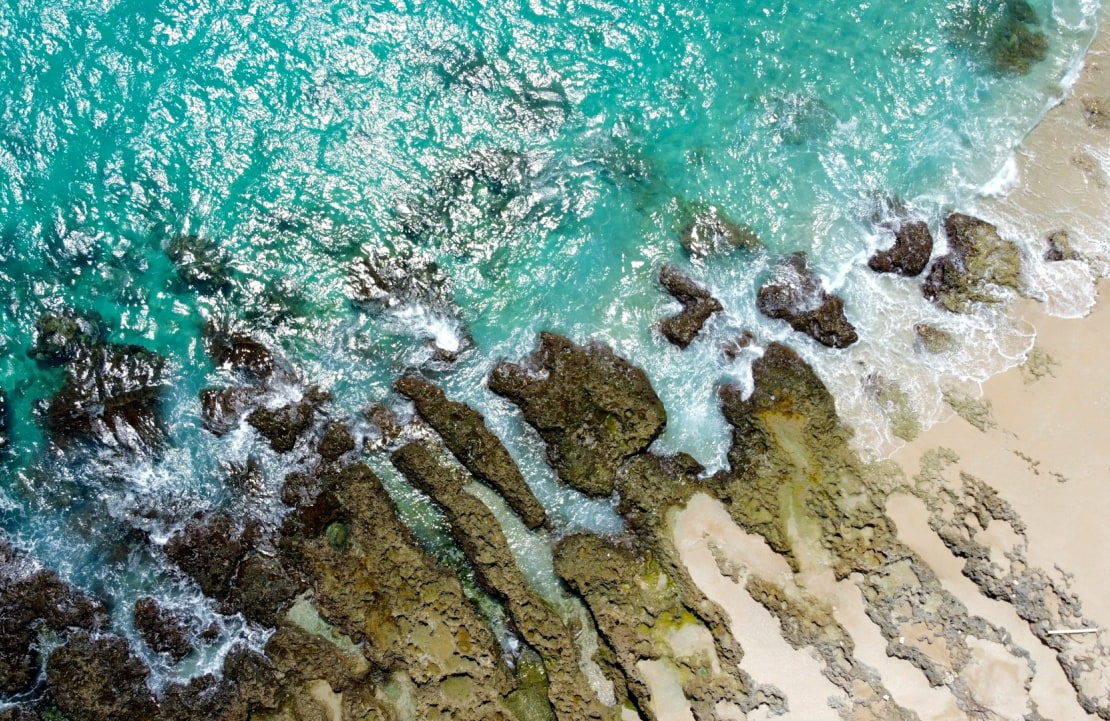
[1021,345,1058,383]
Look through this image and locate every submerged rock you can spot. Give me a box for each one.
[1081,96,1110,130]
[46,632,157,721]
[914,323,958,353]
[348,246,450,309]
[948,0,1048,74]
[133,596,194,662]
[395,374,547,529]
[199,386,265,437]
[679,205,762,258]
[488,333,667,497]
[756,253,858,348]
[165,234,232,291]
[922,213,1023,312]
[657,264,723,349]
[868,219,934,276]
[28,309,107,366]
[41,342,169,453]
[0,389,7,452]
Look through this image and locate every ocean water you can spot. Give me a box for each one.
[0,0,1103,685]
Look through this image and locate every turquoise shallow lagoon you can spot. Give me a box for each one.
[0,0,1101,682]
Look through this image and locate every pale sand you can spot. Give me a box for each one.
[663,15,1110,720]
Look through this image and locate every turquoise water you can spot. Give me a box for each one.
[0,0,1100,682]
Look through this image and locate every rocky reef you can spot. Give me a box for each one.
[923,213,1023,312]
[757,253,858,348]
[656,265,723,349]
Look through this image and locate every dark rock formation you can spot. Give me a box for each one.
[157,674,247,721]
[390,440,608,720]
[225,553,304,627]
[165,234,232,291]
[0,541,108,695]
[923,213,1022,312]
[348,246,450,309]
[133,596,193,661]
[316,420,355,462]
[868,220,933,276]
[204,323,278,380]
[164,514,244,600]
[28,309,106,366]
[756,253,858,348]
[41,342,169,453]
[246,388,327,454]
[199,386,265,437]
[395,374,547,528]
[46,632,157,721]
[679,206,762,258]
[657,264,723,349]
[488,333,666,497]
[1044,229,1080,261]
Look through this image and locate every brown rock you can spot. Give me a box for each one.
[756,253,858,348]
[657,265,723,349]
[868,219,933,276]
[922,213,1022,312]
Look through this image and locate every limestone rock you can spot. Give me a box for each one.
[133,596,193,662]
[395,374,546,528]
[46,632,157,721]
[488,333,666,497]
[657,265,723,349]
[922,213,1022,312]
[756,253,858,348]
[868,219,934,276]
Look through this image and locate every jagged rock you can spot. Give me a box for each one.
[914,323,958,353]
[395,374,546,529]
[277,463,519,718]
[756,253,858,348]
[133,596,193,661]
[42,342,169,453]
[247,389,327,454]
[221,646,281,711]
[165,234,232,291]
[316,420,355,463]
[225,553,304,627]
[923,213,1022,312]
[0,542,108,695]
[28,309,107,366]
[46,632,157,721]
[391,440,610,720]
[164,514,244,600]
[679,206,762,258]
[657,265,723,349]
[264,626,368,693]
[158,674,247,721]
[1044,229,1080,261]
[200,386,265,436]
[868,220,934,276]
[488,333,667,497]
[204,323,277,380]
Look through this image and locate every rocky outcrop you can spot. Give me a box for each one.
[164,514,245,600]
[914,323,957,353]
[868,219,933,276]
[348,246,451,309]
[1044,229,1080,261]
[199,386,265,436]
[277,462,520,719]
[923,213,1022,312]
[657,265,723,349]
[756,253,858,348]
[133,596,193,661]
[246,389,327,454]
[679,206,762,258]
[391,440,610,720]
[395,374,546,529]
[316,420,355,463]
[41,341,169,453]
[488,333,666,496]
[0,541,108,695]
[204,323,278,380]
[46,632,158,721]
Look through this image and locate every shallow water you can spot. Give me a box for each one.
[0,0,1102,684]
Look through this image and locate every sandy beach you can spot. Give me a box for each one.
[661,16,1110,721]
